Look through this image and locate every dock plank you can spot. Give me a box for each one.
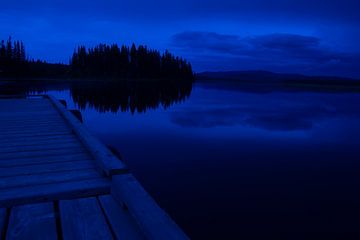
[0,121,68,131]
[0,129,72,138]
[99,195,144,240]
[0,122,67,130]
[0,140,83,154]
[0,111,60,118]
[6,202,57,239]
[59,197,113,240]
[0,178,110,208]
[0,169,101,189]
[112,174,189,240]
[0,147,86,160]
[0,130,73,139]
[0,134,76,146]
[0,137,79,150]
[0,153,91,168]
[0,208,7,238]
[0,160,96,177]
[0,116,64,123]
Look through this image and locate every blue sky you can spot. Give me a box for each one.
[1,0,359,78]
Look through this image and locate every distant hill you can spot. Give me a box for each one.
[195,71,360,92]
[196,71,359,83]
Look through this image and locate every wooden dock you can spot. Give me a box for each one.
[0,95,188,239]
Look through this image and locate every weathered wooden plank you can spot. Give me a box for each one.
[0,95,26,99]
[59,197,113,240]
[0,116,61,123]
[0,119,67,129]
[0,101,55,108]
[0,130,72,139]
[0,126,71,136]
[0,117,67,127]
[0,153,91,168]
[99,195,145,240]
[0,101,55,107]
[0,116,63,123]
[0,169,102,189]
[6,202,57,239]
[112,174,189,240]
[0,133,75,145]
[48,95,127,176]
[0,102,50,107]
[0,105,55,112]
[0,99,48,103]
[0,120,64,127]
[0,178,110,208]
[0,147,86,160]
[0,136,79,149]
[0,121,66,129]
[0,140,82,154]
[0,131,72,140]
[0,121,67,131]
[0,160,96,177]
[0,208,7,238]
[0,111,60,117]
[0,98,47,104]
[0,109,55,114]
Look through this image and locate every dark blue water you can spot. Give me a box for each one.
[49,83,360,239]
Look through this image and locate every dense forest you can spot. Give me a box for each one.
[71,43,194,80]
[0,37,194,81]
[0,37,68,78]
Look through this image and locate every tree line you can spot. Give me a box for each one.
[0,37,194,81]
[0,37,26,72]
[0,37,68,77]
[71,43,194,80]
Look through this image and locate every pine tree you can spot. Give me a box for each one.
[6,37,12,61]
[0,40,5,66]
[20,41,26,61]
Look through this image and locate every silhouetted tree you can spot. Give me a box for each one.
[70,43,194,81]
[0,36,68,78]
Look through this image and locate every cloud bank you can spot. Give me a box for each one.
[172,31,360,78]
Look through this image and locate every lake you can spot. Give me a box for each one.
[21,80,360,239]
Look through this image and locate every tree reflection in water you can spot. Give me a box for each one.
[70,80,193,114]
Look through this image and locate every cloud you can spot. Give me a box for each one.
[171,31,245,54]
[172,31,360,78]
[249,34,319,50]
[170,105,337,131]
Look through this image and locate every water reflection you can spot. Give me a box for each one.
[0,80,70,96]
[71,80,192,113]
[170,105,337,131]
[0,79,193,114]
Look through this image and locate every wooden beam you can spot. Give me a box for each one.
[0,147,86,161]
[6,202,57,239]
[47,95,128,177]
[0,153,90,168]
[0,208,7,238]
[59,197,113,240]
[0,160,96,177]
[111,174,189,240]
[0,178,110,208]
[98,195,145,240]
[0,169,101,189]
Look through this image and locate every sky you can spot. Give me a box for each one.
[1,0,360,78]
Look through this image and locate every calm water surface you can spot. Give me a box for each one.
[48,82,360,239]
